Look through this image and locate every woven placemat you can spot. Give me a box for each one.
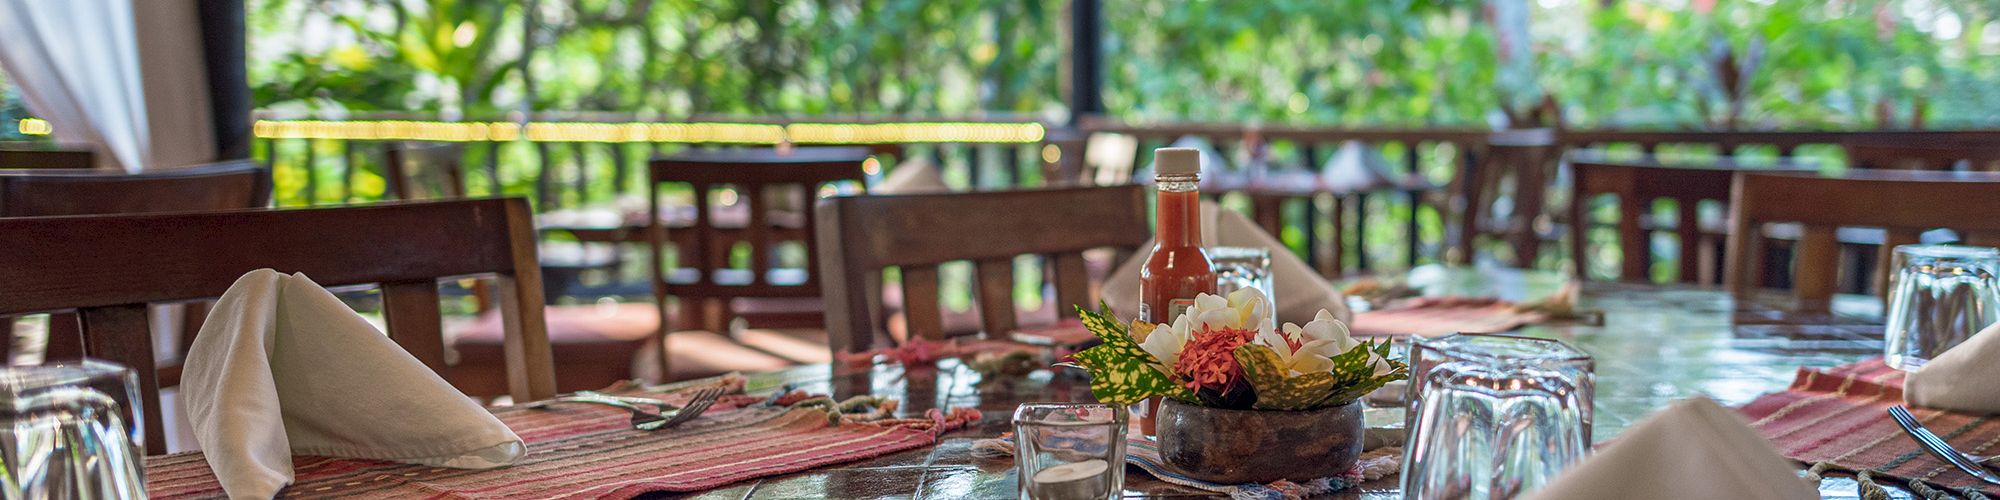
[146,388,978,499]
[1739,359,2000,498]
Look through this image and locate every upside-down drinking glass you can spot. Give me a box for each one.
[1014,403,1126,500]
[1401,333,1594,500]
[0,359,146,499]
[1884,244,2000,371]
[1210,246,1274,318]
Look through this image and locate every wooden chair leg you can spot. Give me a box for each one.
[44,312,83,362]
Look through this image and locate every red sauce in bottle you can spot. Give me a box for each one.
[1139,150,1216,325]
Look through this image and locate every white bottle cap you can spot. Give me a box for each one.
[1154,147,1202,176]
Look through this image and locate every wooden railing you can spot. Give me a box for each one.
[246,112,1057,209]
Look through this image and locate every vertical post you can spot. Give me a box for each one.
[1066,0,1104,126]
[198,0,252,161]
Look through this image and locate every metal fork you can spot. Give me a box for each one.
[635,387,725,431]
[1888,405,2000,485]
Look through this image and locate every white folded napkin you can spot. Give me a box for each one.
[183,269,525,499]
[1319,141,1397,190]
[1525,396,1815,500]
[1906,321,2000,413]
[1102,201,1353,326]
[874,157,949,194]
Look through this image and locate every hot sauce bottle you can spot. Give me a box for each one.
[1135,148,1216,435]
[1139,147,1217,325]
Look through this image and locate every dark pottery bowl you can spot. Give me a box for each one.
[1155,398,1364,484]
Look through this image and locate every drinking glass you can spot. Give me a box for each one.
[1883,244,2000,371]
[1014,403,1126,500]
[1401,333,1594,500]
[0,359,146,499]
[1209,246,1273,304]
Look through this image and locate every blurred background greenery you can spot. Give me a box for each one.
[223,0,2000,127]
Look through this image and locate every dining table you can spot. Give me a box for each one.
[653,265,1899,499]
[145,265,1911,498]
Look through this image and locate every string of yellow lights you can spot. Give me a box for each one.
[18,118,1044,144]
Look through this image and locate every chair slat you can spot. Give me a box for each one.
[1617,194,1650,282]
[79,304,162,453]
[900,265,945,341]
[974,259,1019,337]
[382,280,447,374]
[1050,253,1092,319]
[1676,201,1703,283]
[1793,225,1841,312]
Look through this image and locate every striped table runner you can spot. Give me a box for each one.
[1739,359,1999,497]
[145,390,979,499]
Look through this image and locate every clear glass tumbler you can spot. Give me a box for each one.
[1401,333,1594,500]
[1884,244,2000,371]
[0,359,146,499]
[1014,403,1126,500]
[1210,247,1275,333]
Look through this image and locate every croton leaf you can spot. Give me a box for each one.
[1234,344,1342,410]
[1066,304,1192,405]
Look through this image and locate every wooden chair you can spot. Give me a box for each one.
[377,142,662,393]
[1724,171,2000,312]
[646,147,868,343]
[0,159,270,217]
[0,143,95,170]
[1454,128,1558,267]
[0,160,272,364]
[1567,155,1819,285]
[1569,160,1733,284]
[1845,140,2000,172]
[0,197,556,453]
[816,185,1151,353]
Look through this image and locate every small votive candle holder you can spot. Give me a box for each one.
[1013,403,1126,500]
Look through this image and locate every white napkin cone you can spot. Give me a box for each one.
[874,157,949,194]
[1102,201,1352,326]
[1906,321,2000,413]
[183,269,525,498]
[1525,396,1815,500]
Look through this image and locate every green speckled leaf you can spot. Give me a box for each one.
[1067,304,1192,405]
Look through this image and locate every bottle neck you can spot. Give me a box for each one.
[1155,173,1202,248]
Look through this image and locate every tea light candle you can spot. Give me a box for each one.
[1028,459,1110,500]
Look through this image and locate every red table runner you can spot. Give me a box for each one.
[146,389,979,499]
[1739,359,2000,497]
[1349,302,1547,337]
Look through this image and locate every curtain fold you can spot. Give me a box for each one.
[0,0,215,172]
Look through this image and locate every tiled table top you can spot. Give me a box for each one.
[648,265,1911,499]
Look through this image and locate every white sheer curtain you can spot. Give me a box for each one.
[0,0,215,172]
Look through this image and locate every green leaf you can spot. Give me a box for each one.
[1066,304,1192,405]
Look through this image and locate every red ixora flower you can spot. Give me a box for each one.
[1170,326,1257,393]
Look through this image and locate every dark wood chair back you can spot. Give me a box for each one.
[1845,140,2000,172]
[1724,171,2000,312]
[383,142,468,200]
[0,159,270,217]
[815,185,1151,354]
[0,143,95,170]
[646,147,868,335]
[1569,160,1736,284]
[0,198,556,453]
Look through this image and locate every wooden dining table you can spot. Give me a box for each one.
[141,266,1901,498]
[630,265,1895,499]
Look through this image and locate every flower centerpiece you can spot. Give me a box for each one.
[1066,288,1408,483]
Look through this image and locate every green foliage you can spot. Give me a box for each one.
[1066,303,1194,406]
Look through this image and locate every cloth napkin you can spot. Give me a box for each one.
[1526,396,1816,500]
[1905,321,2000,413]
[874,157,949,194]
[183,269,525,499]
[1102,200,1353,326]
